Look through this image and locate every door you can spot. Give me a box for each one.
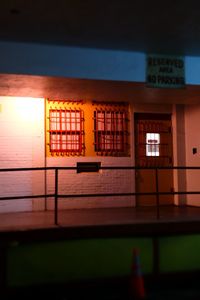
[135,113,173,206]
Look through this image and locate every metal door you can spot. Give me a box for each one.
[135,113,173,206]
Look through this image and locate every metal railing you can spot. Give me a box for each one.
[0,166,200,225]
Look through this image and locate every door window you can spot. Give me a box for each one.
[146,133,160,157]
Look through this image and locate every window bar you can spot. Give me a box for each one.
[74,109,75,152]
[73,108,75,152]
[79,109,82,153]
[55,107,57,153]
[53,109,56,151]
[94,110,96,151]
[109,111,112,153]
[74,109,76,153]
[73,109,75,152]
[116,111,119,152]
[101,110,103,154]
[119,112,121,152]
[125,112,128,151]
[64,107,67,153]
[74,109,76,152]
[49,110,51,151]
[112,111,114,153]
[53,108,56,152]
[59,107,62,154]
[114,111,117,152]
[97,110,99,152]
[118,111,121,152]
[111,111,114,153]
[103,110,106,155]
[106,111,113,154]
[52,108,55,153]
[53,108,58,152]
[75,110,77,152]
[108,110,111,154]
[114,111,116,152]
[49,110,52,152]
[122,111,125,152]
[52,109,55,152]
[96,110,98,152]
[60,109,63,153]
[103,110,106,154]
[98,110,101,153]
[96,111,99,151]
[70,108,72,153]
[78,109,81,153]
[109,110,111,153]
[53,109,56,152]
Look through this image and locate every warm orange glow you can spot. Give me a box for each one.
[46,99,95,157]
[45,99,130,157]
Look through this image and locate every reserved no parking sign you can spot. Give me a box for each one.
[146,54,185,88]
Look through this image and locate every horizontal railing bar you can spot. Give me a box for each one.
[1,191,200,201]
[58,191,200,198]
[0,194,55,201]
[1,166,200,172]
[100,166,200,170]
[0,167,56,172]
[52,166,200,170]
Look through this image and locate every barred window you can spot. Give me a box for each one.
[94,110,129,156]
[49,109,84,155]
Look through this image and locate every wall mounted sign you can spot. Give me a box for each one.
[146,54,185,88]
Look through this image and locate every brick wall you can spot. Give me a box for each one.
[0,96,135,213]
[0,97,45,213]
[0,97,177,213]
[46,156,135,210]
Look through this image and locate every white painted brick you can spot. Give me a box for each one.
[0,97,45,213]
[46,156,135,210]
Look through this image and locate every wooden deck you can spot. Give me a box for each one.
[0,206,200,241]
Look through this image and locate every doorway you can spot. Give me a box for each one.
[134,113,174,206]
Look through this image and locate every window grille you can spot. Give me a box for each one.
[94,109,129,156]
[49,109,84,155]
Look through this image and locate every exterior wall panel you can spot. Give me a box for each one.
[0,97,45,213]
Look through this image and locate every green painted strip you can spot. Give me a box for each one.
[7,238,153,287]
[160,235,200,273]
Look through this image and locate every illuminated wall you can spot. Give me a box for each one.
[0,97,45,212]
[0,95,198,212]
[0,96,185,212]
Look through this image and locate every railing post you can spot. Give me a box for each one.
[155,168,160,220]
[54,168,58,225]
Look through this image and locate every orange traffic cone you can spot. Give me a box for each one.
[129,248,146,299]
